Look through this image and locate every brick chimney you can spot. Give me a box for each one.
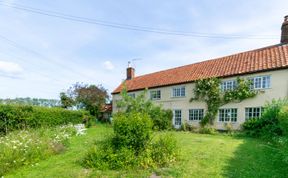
[126,62,135,80]
[281,15,288,44]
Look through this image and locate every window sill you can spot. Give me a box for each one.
[171,96,186,99]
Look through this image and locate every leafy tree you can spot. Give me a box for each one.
[60,83,108,117]
[60,92,74,108]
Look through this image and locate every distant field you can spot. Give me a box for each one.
[5,124,287,178]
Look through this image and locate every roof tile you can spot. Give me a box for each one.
[112,44,288,94]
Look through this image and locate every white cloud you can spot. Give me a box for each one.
[0,60,23,74]
[102,60,115,70]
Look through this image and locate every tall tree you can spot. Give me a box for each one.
[61,83,108,117]
[60,92,74,108]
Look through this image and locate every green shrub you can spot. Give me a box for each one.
[82,133,179,170]
[242,99,288,138]
[150,133,178,167]
[116,89,172,130]
[224,123,233,134]
[113,112,153,152]
[279,106,288,136]
[82,137,138,170]
[149,107,173,131]
[0,104,85,134]
[82,112,179,170]
[199,126,216,134]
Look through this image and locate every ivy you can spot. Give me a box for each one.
[190,77,257,126]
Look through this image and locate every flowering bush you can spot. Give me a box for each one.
[0,124,77,176]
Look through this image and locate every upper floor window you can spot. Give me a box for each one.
[249,75,271,90]
[245,107,264,120]
[172,86,185,97]
[219,108,237,122]
[189,109,204,121]
[150,90,161,100]
[128,93,135,98]
[221,80,236,92]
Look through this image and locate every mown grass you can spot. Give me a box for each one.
[5,124,287,178]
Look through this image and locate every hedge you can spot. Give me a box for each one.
[0,104,85,135]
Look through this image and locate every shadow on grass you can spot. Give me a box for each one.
[222,137,287,178]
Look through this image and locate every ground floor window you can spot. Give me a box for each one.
[174,110,182,125]
[189,109,204,121]
[219,108,237,122]
[245,107,264,120]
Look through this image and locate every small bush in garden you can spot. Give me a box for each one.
[82,137,138,170]
[0,124,77,176]
[199,126,216,134]
[116,88,173,131]
[112,112,153,152]
[149,107,173,131]
[82,112,179,171]
[279,105,288,136]
[224,123,233,134]
[180,121,197,132]
[242,99,288,138]
[82,133,179,170]
[150,133,178,167]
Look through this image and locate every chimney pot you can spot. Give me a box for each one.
[281,15,288,44]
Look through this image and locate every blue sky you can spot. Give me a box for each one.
[0,0,287,99]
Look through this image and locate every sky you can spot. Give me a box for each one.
[0,0,287,99]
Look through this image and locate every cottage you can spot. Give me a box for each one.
[112,16,288,130]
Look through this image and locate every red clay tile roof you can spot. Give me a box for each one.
[112,43,288,94]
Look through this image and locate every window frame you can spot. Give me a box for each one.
[245,107,264,120]
[249,75,271,90]
[172,86,186,98]
[218,108,237,123]
[150,90,161,100]
[127,93,136,98]
[189,109,204,121]
[221,80,237,92]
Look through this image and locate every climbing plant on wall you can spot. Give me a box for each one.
[190,77,257,126]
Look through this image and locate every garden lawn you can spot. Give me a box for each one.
[5,124,287,178]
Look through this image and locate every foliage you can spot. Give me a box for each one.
[60,83,109,117]
[242,98,288,138]
[117,87,173,130]
[190,78,221,126]
[59,92,74,108]
[149,133,178,167]
[0,104,85,135]
[82,132,178,170]
[112,112,153,152]
[224,123,234,134]
[82,137,138,170]
[82,111,178,170]
[0,124,77,176]
[180,121,198,132]
[279,105,288,136]
[198,125,217,134]
[191,77,257,126]
[280,138,288,164]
